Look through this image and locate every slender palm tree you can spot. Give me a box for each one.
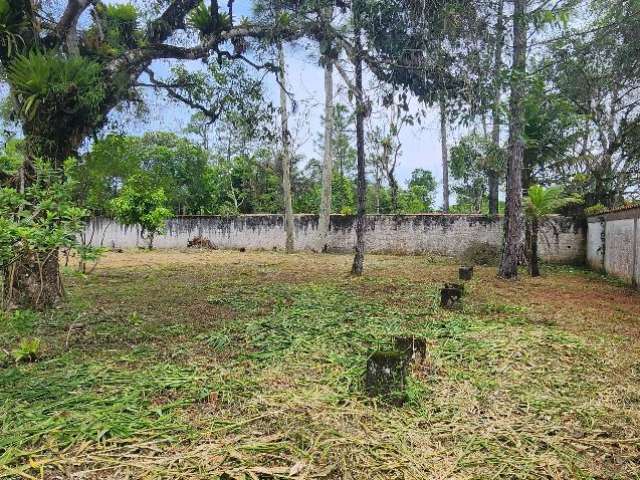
[524,185,581,277]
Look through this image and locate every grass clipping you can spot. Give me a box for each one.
[1,250,639,479]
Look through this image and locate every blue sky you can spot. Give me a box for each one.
[107,1,458,208]
[135,54,454,209]
[0,1,466,208]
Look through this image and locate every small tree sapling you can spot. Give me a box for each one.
[110,174,172,250]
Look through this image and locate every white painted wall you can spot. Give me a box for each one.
[636,225,640,285]
[604,219,635,283]
[587,207,640,287]
[586,219,604,271]
[83,214,585,264]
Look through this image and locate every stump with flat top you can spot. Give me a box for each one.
[441,284,463,309]
[444,282,465,293]
[365,351,407,405]
[459,266,474,281]
[394,336,427,363]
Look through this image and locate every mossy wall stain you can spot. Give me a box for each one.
[85,214,585,263]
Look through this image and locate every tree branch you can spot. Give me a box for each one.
[106,25,268,75]
[147,0,201,44]
[141,68,225,123]
[334,60,358,98]
[56,0,95,54]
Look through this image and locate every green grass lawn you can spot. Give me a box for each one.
[1,250,639,479]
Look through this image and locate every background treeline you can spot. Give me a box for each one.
[71,128,439,216]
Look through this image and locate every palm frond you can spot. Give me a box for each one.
[525,184,582,219]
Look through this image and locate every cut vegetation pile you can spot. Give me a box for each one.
[1,250,639,479]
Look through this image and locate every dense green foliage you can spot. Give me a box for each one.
[76,130,438,217]
[8,51,105,124]
[77,133,212,215]
[110,174,172,249]
[359,0,484,109]
[0,146,87,275]
[450,134,505,213]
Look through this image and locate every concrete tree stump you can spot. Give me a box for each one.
[459,266,474,281]
[440,283,464,309]
[365,351,407,405]
[394,336,427,363]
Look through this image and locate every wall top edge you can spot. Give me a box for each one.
[91,213,578,220]
[587,204,640,220]
[588,209,640,222]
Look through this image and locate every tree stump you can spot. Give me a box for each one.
[3,250,62,310]
[440,284,463,309]
[444,282,464,293]
[365,351,407,405]
[394,336,427,363]
[459,266,474,281]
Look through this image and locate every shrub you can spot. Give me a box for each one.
[0,159,89,300]
[584,204,608,217]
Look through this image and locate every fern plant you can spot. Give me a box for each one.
[104,4,141,51]
[8,51,106,122]
[187,2,230,37]
[105,3,138,23]
[82,3,141,57]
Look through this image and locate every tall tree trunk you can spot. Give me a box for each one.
[318,59,334,252]
[351,12,366,276]
[439,95,449,212]
[375,164,381,214]
[489,0,505,216]
[389,172,399,212]
[498,0,527,279]
[277,40,295,254]
[529,217,540,277]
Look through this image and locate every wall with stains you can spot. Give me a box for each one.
[83,214,585,263]
[587,207,640,287]
[586,218,605,271]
